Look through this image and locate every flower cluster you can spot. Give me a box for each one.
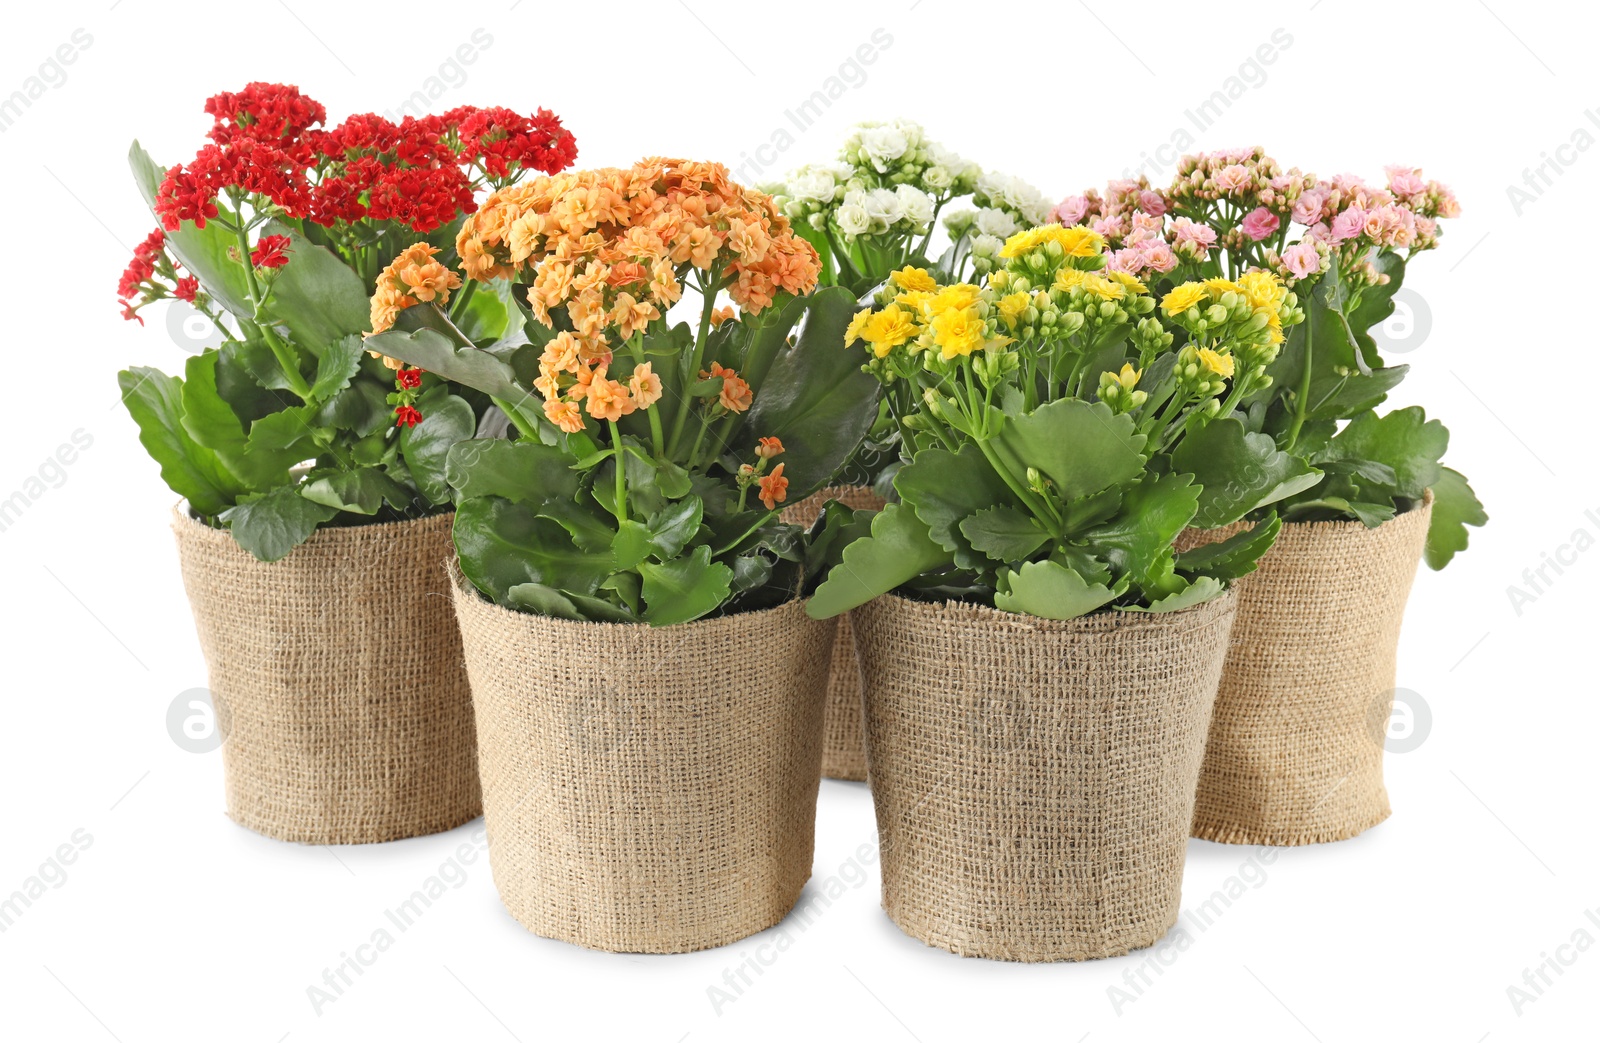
[153,83,578,236]
[115,230,200,325]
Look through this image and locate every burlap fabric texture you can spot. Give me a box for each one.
[451,563,837,953]
[781,484,887,782]
[173,509,480,845]
[852,590,1238,962]
[1175,494,1433,846]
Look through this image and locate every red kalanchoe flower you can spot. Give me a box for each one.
[205,82,326,148]
[116,229,167,299]
[394,405,423,428]
[173,276,199,303]
[395,368,424,390]
[119,299,144,326]
[250,234,291,269]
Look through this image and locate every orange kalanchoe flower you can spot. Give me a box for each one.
[757,463,788,510]
[755,436,784,459]
[584,371,635,422]
[629,362,663,408]
[703,361,752,414]
[709,305,738,327]
[367,242,464,366]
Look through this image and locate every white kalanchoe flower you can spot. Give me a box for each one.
[971,233,1004,259]
[860,187,903,233]
[835,202,872,237]
[975,207,1019,238]
[855,124,911,173]
[894,184,935,229]
[943,208,977,236]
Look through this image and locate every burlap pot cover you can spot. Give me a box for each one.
[1175,495,1433,846]
[451,565,837,954]
[852,590,1238,962]
[173,509,481,845]
[781,484,887,782]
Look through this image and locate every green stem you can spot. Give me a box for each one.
[667,279,719,457]
[713,511,776,556]
[686,412,714,470]
[1284,315,1314,450]
[227,198,310,401]
[492,396,539,442]
[627,335,666,456]
[450,278,480,323]
[609,421,628,524]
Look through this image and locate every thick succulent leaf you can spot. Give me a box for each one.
[218,486,337,562]
[639,545,735,626]
[1074,472,1200,590]
[258,219,372,353]
[959,505,1049,562]
[300,467,413,515]
[1171,417,1323,528]
[445,439,578,504]
[1121,575,1226,613]
[806,503,950,619]
[117,367,242,516]
[1424,466,1487,570]
[400,394,475,505]
[894,444,1018,569]
[991,398,1147,500]
[993,560,1121,620]
[1176,514,1283,581]
[454,496,616,602]
[363,327,529,403]
[1315,406,1447,499]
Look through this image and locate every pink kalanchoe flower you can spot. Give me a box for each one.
[1108,248,1147,274]
[1281,241,1322,280]
[1291,189,1327,226]
[1241,207,1281,241]
[1385,165,1427,198]
[1170,217,1218,248]
[1138,239,1178,273]
[1137,189,1166,216]
[1328,207,1366,243]
[1214,164,1253,194]
[1055,194,1091,226]
[1128,212,1164,241]
[1092,214,1128,240]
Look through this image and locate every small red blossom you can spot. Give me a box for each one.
[396,368,424,390]
[173,276,199,303]
[394,405,423,428]
[119,300,144,326]
[251,234,291,269]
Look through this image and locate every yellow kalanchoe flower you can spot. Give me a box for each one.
[1053,267,1088,293]
[844,307,873,347]
[1110,363,1142,390]
[928,283,982,315]
[1000,224,1105,259]
[931,306,987,359]
[889,266,938,293]
[862,305,920,357]
[1237,270,1287,311]
[1161,283,1208,315]
[1202,277,1242,298]
[997,291,1031,330]
[1079,274,1125,301]
[1106,270,1148,295]
[1197,348,1236,378]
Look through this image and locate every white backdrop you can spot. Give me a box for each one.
[2,1,1596,1039]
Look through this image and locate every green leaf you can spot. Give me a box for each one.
[565,591,637,623]
[117,366,242,516]
[504,582,586,621]
[612,519,653,570]
[128,141,251,318]
[639,545,735,626]
[647,496,703,560]
[401,394,475,505]
[537,499,617,553]
[1315,407,1447,499]
[313,379,391,437]
[257,220,372,353]
[1305,365,1409,422]
[991,398,1147,500]
[301,467,412,515]
[1122,575,1225,613]
[959,505,1048,562]
[1177,515,1282,581]
[1425,466,1486,570]
[454,496,616,601]
[364,327,530,403]
[182,353,303,488]
[736,287,881,499]
[219,486,337,562]
[247,407,319,454]
[806,503,951,619]
[1171,417,1324,528]
[1075,472,1201,590]
[993,560,1121,620]
[308,335,366,402]
[445,439,578,504]
[894,444,1019,569]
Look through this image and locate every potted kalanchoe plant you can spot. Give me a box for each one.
[766,118,1053,781]
[114,83,577,843]
[805,223,1311,961]
[1065,149,1485,844]
[365,157,879,953]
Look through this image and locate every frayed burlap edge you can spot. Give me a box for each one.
[450,563,837,954]
[853,590,1238,962]
[1177,494,1433,846]
[782,485,887,782]
[173,508,480,845]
